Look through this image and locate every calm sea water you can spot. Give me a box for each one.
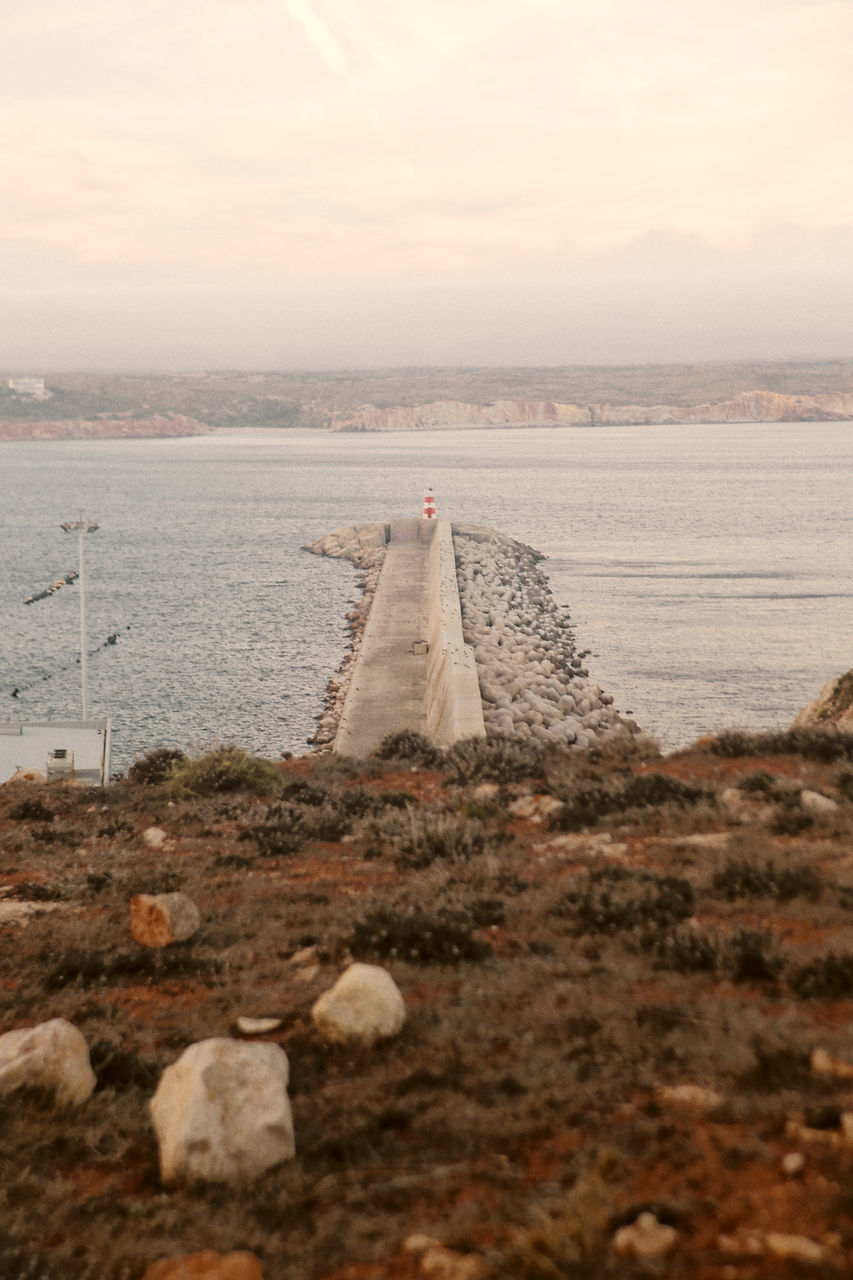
[1,423,850,771]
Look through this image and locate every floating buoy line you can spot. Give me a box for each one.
[23,571,79,605]
[7,627,130,700]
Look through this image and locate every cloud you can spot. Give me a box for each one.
[285,0,347,73]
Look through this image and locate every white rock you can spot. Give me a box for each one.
[419,1246,490,1280]
[811,1046,853,1080]
[131,892,201,947]
[782,1151,806,1176]
[612,1212,678,1263]
[765,1233,824,1265]
[235,1016,282,1036]
[312,963,406,1046]
[150,1038,295,1185]
[142,826,169,848]
[657,1083,723,1113]
[800,789,839,817]
[0,1018,96,1106]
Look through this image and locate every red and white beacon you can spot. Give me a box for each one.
[422,488,436,520]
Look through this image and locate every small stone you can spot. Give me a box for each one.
[131,892,201,947]
[141,1251,264,1280]
[656,1083,723,1113]
[782,1151,806,1176]
[312,963,406,1046]
[235,1016,282,1036]
[811,1046,853,1080]
[403,1234,442,1255]
[142,826,168,847]
[799,789,839,817]
[0,1018,95,1106]
[420,1246,491,1280]
[150,1038,295,1185]
[765,1233,824,1265]
[612,1212,678,1263]
[290,945,321,969]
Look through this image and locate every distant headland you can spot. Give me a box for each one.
[1,360,851,437]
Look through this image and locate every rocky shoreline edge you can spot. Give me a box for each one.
[304,522,639,752]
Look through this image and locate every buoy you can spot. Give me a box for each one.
[423,488,436,519]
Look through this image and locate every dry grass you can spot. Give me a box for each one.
[2,734,853,1278]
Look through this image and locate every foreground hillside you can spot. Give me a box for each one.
[3,728,853,1278]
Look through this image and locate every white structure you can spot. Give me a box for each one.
[0,719,111,786]
[7,377,47,398]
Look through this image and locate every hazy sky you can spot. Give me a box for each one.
[3,0,852,370]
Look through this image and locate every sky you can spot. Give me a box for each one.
[2,0,852,371]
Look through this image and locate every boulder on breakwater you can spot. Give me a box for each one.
[453,525,636,749]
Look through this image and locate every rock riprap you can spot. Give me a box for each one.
[303,524,387,748]
[453,527,634,749]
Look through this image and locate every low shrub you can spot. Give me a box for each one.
[127,746,187,786]
[557,867,695,934]
[167,746,283,797]
[727,929,785,984]
[789,951,853,999]
[837,768,853,803]
[8,798,54,822]
[445,735,547,785]
[372,731,445,769]
[348,905,489,964]
[709,728,853,763]
[554,773,710,831]
[711,857,822,902]
[645,924,721,974]
[366,809,489,868]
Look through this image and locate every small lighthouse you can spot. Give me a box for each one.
[422,488,436,520]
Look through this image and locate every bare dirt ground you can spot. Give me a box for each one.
[3,729,853,1278]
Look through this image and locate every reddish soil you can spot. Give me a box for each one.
[2,731,853,1279]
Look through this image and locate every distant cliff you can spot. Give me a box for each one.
[327,390,853,431]
[0,414,212,441]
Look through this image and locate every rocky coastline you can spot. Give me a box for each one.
[0,414,212,441]
[327,389,853,431]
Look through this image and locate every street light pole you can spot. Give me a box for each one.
[78,514,87,718]
[61,513,99,719]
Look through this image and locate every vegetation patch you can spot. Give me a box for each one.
[445,734,547,784]
[554,773,710,831]
[365,808,490,868]
[556,866,695,934]
[166,746,283,797]
[789,952,853,999]
[709,727,853,763]
[348,905,489,963]
[372,730,445,769]
[126,745,187,786]
[711,857,822,902]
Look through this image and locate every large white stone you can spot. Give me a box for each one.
[150,1038,295,1185]
[0,1018,96,1106]
[312,963,406,1046]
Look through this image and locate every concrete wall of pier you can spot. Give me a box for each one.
[425,520,486,747]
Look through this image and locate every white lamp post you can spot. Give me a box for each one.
[60,513,100,718]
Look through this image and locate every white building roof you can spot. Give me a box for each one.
[0,719,111,786]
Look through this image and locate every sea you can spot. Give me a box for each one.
[1,422,851,773]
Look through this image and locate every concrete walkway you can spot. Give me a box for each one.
[334,538,431,757]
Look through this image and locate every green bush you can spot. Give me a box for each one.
[709,728,853,763]
[127,746,187,786]
[167,746,283,797]
[554,773,710,831]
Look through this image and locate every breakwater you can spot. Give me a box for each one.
[305,521,636,754]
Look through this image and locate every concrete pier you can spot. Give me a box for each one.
[332,518,486,758]
[333,520,432,757]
